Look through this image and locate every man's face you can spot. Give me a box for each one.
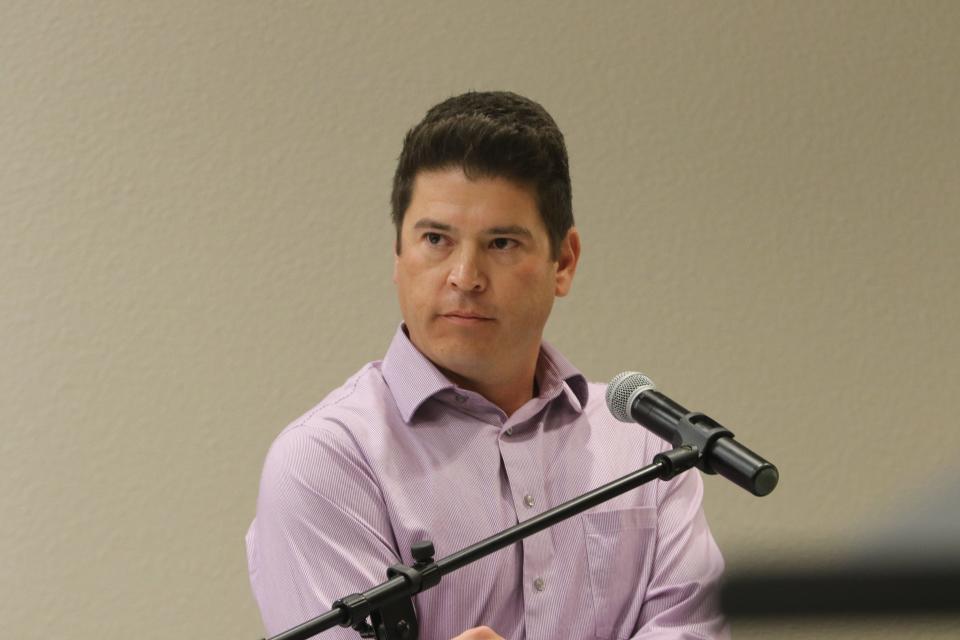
[394,167,579,390]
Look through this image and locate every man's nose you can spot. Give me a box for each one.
[447,248,486,292]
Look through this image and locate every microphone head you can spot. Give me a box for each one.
[606,371,657,422]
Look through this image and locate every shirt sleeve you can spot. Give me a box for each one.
[246,422,401,639]
[630,454,731,640]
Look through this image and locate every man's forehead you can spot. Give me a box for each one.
[405,169,546,233]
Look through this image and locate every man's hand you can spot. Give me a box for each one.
[450,626,504,640]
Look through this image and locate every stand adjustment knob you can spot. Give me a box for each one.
[411,541,435,564]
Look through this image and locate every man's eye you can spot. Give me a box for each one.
[425,233,444,245]
[491,238,517,250]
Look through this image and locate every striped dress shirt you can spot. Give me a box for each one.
[247,326,728,640]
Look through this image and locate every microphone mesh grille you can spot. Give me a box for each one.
[605,371,656,422]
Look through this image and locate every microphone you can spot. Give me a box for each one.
[606,372,779,497]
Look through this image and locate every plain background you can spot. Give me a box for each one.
[2,1,958,638]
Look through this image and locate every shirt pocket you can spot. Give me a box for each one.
[582,506,657,640]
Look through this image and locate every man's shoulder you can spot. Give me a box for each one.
[299,361,388,419]
[271,360,395,448]
[252,363,401,545]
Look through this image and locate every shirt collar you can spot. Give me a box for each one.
[382,325,590,423]
[537,339,590,411]
[381,325,456,422]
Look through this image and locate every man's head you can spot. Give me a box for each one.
[391,92,580,412]
[391,91,573,259]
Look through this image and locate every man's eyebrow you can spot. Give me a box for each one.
[486,225,533,238]
[411,219,533,238]
[412,218,453,232]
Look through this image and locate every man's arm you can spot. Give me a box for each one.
[631,460,730,639]
[247,423,400,639]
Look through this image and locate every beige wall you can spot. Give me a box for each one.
[2,1,958,638]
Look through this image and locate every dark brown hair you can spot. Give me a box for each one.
[391,91,573,258]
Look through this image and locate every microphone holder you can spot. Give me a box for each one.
[264,445,702,640]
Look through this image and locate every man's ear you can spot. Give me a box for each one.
[554,227,581,297]
[392,233,402,284]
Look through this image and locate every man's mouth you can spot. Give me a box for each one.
[441,311,495,323]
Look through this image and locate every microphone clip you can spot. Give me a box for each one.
[668,412,733,475]
[652,445,701,479]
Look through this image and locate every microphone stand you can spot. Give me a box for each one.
[264,445,702,640]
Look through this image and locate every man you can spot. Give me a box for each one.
[247,91,728,640]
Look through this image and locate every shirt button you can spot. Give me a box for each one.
[505,428,513,436]
[533,577,546,592]
[455,394,467,403]
[523,494,535,508]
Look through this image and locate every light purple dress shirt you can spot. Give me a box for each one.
[247,327,729,640]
